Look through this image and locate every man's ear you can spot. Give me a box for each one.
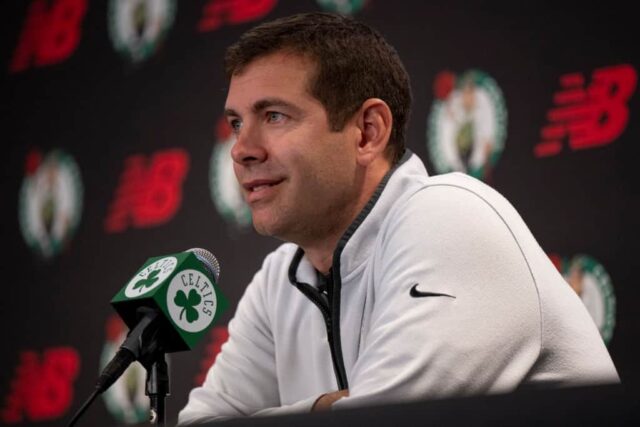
[355,98,393,167]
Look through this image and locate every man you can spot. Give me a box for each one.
[178,12,619,424]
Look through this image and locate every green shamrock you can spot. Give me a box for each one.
[133,269,160,290]
[174,289,202,323]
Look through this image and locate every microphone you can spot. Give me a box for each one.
[97,247,227,393]
[69,248,228,426]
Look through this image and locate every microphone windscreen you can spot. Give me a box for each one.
[187,248,221,282]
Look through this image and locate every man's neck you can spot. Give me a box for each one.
[304,243,337,275]
[301,160,391,275]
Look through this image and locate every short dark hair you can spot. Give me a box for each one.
[225,12,411,164]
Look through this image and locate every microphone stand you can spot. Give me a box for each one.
[145,351,170,426]
[68,307,171,426]
[129,307,170,426]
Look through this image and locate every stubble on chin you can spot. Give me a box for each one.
[249,207,285,240]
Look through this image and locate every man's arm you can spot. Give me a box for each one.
[178,266,278,425]
[178,251,332,425]
[334,184,543,409]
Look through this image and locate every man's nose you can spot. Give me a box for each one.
[230,123,267,165]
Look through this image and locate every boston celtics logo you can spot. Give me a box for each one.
[166,269,217,333]
[124,256,178,298]
[108,0,176,63]
[19,149,83,260]
[316,0,366,14]
[100,315,149,424]
[427,70,507,181]
[562,255,616,344]
[210,118,252,229]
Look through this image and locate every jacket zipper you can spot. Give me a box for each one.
[294,282,346,389]
[288,251,347,390]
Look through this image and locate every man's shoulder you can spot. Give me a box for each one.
[405,172,521,220]
[387,171,530,247]
[421,172,501,198]
[394,155,504,205]
[379,158,524,241]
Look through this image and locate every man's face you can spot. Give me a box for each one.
[224,52,362,246]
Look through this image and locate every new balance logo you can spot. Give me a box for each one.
[535,64,637,158]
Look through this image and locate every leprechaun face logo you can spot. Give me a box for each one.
[108,0,176,64]
[562,255,616,344]
[427,70,507,181]
[19,149,83,260]
[316,0,366,15]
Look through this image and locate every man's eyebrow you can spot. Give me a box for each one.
[252,98,298,113]
[223,108,239,118]
[223,98,303,118]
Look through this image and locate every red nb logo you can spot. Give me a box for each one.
[1,348,80,423]
[198,0,277,32]
[535,64,637,157]
[105,149,190,233]
[9,0,87,73]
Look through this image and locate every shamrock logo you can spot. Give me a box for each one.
[133,269,161,290]
[174,289,201,323]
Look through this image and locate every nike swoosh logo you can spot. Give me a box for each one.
[410,284,455,298]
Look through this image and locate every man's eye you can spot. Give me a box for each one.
[266,112,285,123]
[229,119,242,133]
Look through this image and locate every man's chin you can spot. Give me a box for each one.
[252,217,296,245]
[252,224,272,237]
[251,216,280,238]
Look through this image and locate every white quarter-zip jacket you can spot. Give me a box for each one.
[178,151,619,425]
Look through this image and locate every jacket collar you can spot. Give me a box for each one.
[334,150,428,281]
[288,150,429,284]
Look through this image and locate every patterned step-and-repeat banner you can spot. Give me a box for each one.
[1,1,638,425]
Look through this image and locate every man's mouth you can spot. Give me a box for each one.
[243,179,285,195]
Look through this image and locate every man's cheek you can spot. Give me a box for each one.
[232,163,242,181]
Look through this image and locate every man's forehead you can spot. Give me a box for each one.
[231,55,312,94]
[225,51,319,111]
[231,49,316,77]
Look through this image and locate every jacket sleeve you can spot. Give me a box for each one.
[333,185,542,409]
[177,255,319,425]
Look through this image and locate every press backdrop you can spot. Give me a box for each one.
[1,1,638,426]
